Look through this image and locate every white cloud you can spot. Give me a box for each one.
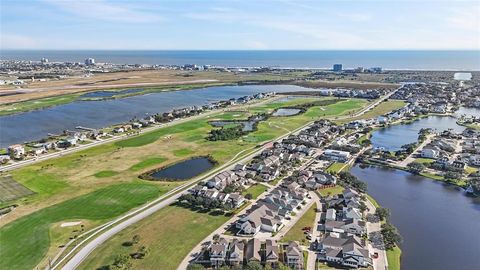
[0,34,40,49]
[42,0,163,23]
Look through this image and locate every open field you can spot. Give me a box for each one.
[129,156,167,172]
[242,183,269,199]
[0,176,35,204]
[325,162,347,174]
[281,203,317,245]
[78,204,231,270]
[387,246,402,270]
[335,100,406,124]
[0,96,370,269]
[414,158,435,164]
[0,183,162,270]
[318,186,345,197]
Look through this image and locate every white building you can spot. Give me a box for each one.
[323,149,351,162]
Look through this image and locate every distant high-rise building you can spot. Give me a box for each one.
[370,67,382,73]
[85,58,95,66]
[333,64,343,72]
[41,58,48,63]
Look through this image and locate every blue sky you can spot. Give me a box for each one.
[1,0,479,50]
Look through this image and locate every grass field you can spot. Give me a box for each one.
[414,158,435,164]
[0,94,80,116]
[129,157,168,172]
[281,203,317,245]
[0,176,35,204]
[335,100,406,124]
[387,246,402,270]
[326,162,347,174]
[78,204,231,270]
[93,170,119,178]
[0,183,162,270]
[242,183,269,199]
[318,186,345,197]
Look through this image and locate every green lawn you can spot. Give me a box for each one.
[78,205,231,270]
[335,100,406,124]
[366,194,380,208]
[93,170,119,178]
[129,156,168,171]
[387,246,402,270]
[326,162,347,174]
[414,158,435,164]
[0,183,162,270]
[173,148,194,157]
[281,203,317,245]
[242,183,269,199]
[318,186,345,197]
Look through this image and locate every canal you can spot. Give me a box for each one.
[352,165,480,270]
[0,84,314,148]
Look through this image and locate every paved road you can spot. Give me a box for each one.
[365,199,388,270]
[53,87,400,269]
[398,134,435,167]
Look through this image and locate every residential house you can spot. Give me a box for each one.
[209,238,229,268]
[285,241,304,270]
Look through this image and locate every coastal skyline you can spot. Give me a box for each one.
[1,0,479,50]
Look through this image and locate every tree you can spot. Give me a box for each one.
[246,261,263,270]
[132,235,140,244]
[110,254,132,270]
[407,162,425,175]
[245,193,253,200]
[277,262,291,270]
[381,222,402,250]
[445,171,462,182]
[375,207,391,221]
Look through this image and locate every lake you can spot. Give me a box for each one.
[371,115,467,151]
[351,165,480,270]
[147,157,214,181]
[0,84,313,148]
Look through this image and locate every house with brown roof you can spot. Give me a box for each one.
[245,239,262,262]
[285,241,304,270]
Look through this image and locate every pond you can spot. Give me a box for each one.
[209,114,267,132]
[146,157,215,181]
[272,108,302,117]
[351,165,480,270]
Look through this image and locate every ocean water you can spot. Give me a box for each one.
[1,50,479,70]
